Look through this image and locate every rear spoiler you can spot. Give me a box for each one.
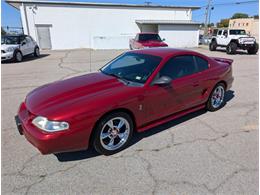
[211,57,233,65]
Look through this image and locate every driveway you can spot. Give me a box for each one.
[2,47,258,194]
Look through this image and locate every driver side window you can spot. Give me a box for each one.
[20,36,26,45]
[159,55,197,80]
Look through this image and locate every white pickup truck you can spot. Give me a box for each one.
[1,35,40,62]
[209,29,258,55]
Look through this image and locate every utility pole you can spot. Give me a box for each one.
[204,0,212,36]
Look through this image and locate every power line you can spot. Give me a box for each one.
[201,0,258,8]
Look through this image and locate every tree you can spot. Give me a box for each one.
[253,15,259,19]
[1,27,6,35]
[217,19,229,28]
[231,13,249,19]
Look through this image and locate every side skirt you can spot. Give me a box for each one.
[137,104,206,132]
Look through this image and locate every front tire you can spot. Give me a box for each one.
[206,83,226,112]
[226,42,237,54]
[247,43,258,54]
[93,112,134,155]
[14,51,23,62]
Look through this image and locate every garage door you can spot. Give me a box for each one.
[36,25,52,49]
[158,24,199,48]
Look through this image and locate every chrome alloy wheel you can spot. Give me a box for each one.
[211,86,225,108]
[100,117,130,151]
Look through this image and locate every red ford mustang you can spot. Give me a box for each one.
[16,48,234,155]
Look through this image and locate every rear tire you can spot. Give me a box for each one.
[206,83,226,112]
[93,112,134,155]
[209,40,217,51]
[247,43,258,54]
[34,47,40,57]
[226,42,237,55]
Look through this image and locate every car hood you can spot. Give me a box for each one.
[1,44,19,51]
[25,72,134,118]
[140,40,168,47]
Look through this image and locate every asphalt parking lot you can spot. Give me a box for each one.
[2,46,258,194]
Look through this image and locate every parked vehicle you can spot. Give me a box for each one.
[209,28,258,54]
[129,33,168,50]
[1,35,40,62]
[16,48,234,155]
[199,35,212,45]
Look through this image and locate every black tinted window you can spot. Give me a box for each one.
[160,55,197,79]
[139,34,162,41]
[229,30,246,35]
[213,29,218,36]
[218,30,222,35]
[20,36,26,43]
[195,56,208,72]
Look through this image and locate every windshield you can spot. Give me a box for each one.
[139,34,162,42]
[101,53,162,84]
[1,36,20,45]
[229,30,246,35]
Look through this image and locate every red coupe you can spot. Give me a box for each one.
[129,33,168,50]
[16,48,234,155]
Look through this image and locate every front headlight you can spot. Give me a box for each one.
[6,47,15,52]
[32,116,69,132]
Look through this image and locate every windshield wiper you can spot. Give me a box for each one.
[100,70,130,85]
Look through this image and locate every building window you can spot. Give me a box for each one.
[246,23,249,26]
[238,23,240,26]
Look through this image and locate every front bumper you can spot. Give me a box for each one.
[238,42,257,50]
[16,102,89,154]
[1,51,14,61]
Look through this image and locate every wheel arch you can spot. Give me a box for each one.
[88,108,137,147]
[229,39,238,44]
[211,38,217,43]
[215,80,227,90]
[14,48,22,56]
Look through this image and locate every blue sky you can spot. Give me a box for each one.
[1,0,259,27]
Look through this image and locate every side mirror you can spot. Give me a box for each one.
[162,38,166,41]
[21,41,26,46]
[153,76,172,86]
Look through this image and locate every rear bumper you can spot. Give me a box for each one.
[16,102,90,154]
[227,76,234,90]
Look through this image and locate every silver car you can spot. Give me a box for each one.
[1,35,40,62]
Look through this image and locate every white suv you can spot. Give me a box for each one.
[1,35,40,62]
[209,29,258,55]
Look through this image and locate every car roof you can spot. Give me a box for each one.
[128,47,204,58]
[138,32,159,35]
[215,28,245,31]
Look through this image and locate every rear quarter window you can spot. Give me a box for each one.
[195,56,209,72]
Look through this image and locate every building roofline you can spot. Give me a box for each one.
[136,20,201,25]
[5,0,200,10]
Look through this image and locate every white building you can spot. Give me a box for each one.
[6,0,200,50]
